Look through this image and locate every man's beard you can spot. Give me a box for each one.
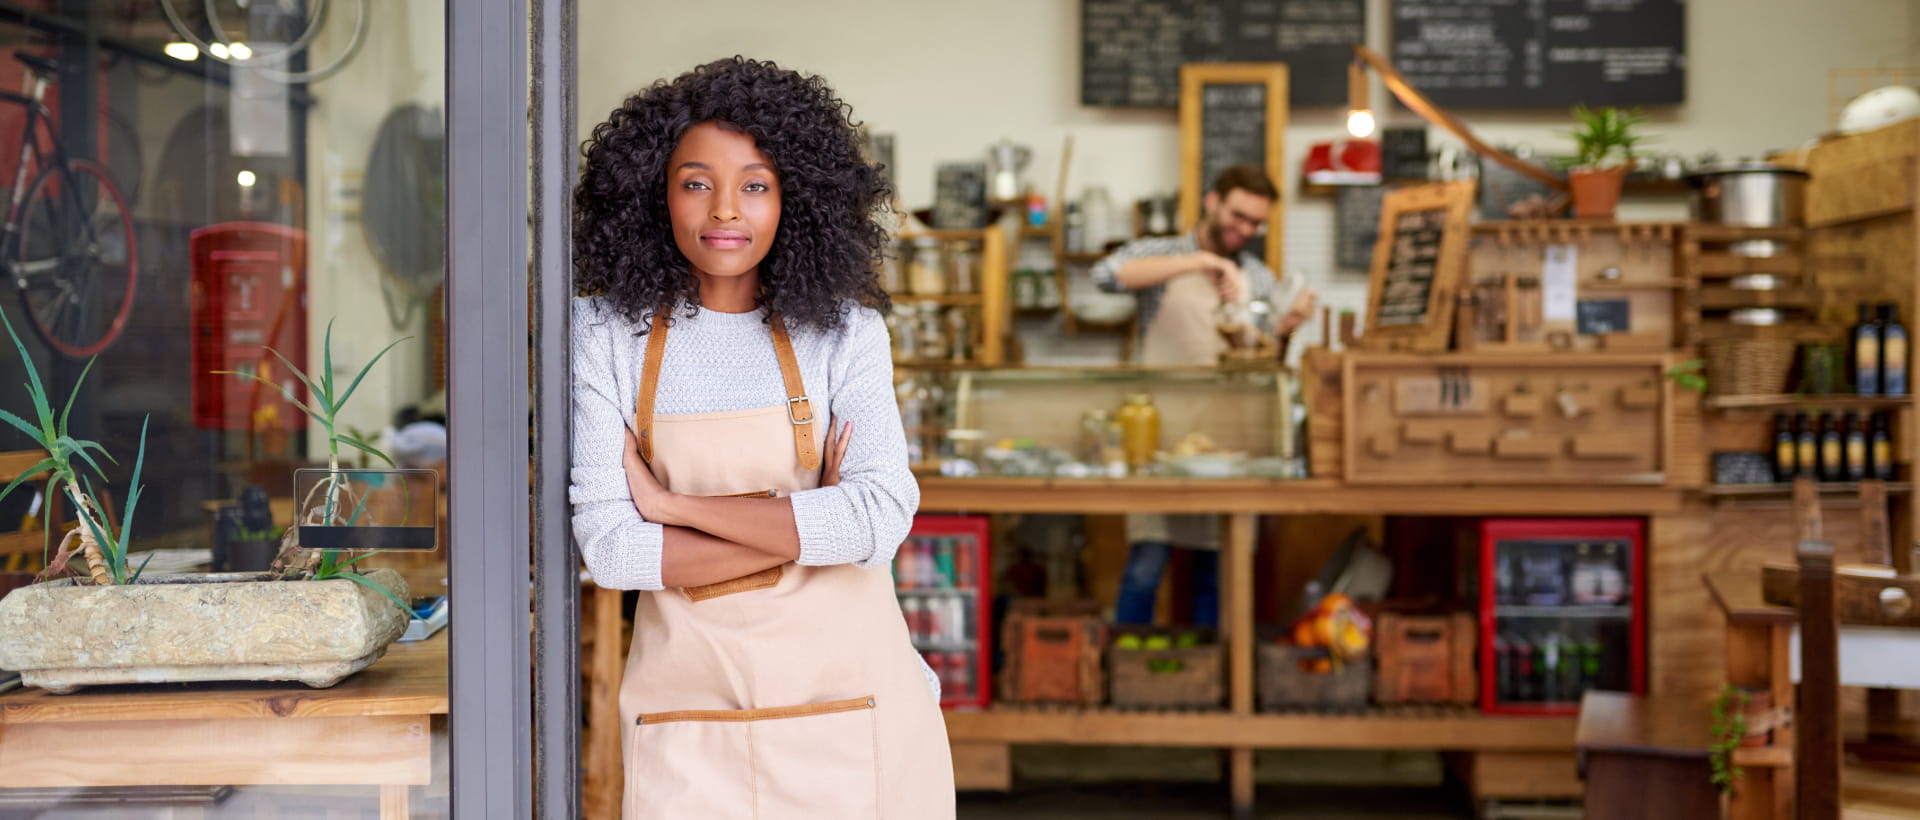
[1206,217,1236,255]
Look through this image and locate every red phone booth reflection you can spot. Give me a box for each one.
[189,222,308,457]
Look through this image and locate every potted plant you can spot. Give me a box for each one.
[0,311,417,693]
[1709,684,1748,798]
[1566,104,1648,220]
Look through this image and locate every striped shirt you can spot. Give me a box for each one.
[1089,232,1295,347]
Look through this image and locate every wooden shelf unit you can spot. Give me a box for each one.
[887,227,1009,366]
[1705,394,1914,411]
[945,703,1574,751]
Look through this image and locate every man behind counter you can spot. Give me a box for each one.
[1090,164,1314,626]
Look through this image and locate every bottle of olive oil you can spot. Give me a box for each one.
[1881,304,1908,396]
[1871,411,1896,480]
[1772,412,1796,482]
[1820,412,1845,482]
[1856,304,1882,396]
[1844,411,1868,482]
[1795,411,1819,479]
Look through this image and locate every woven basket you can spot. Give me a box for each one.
[1703,338,1795,396]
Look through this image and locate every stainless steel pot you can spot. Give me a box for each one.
[1688,162,1808,227]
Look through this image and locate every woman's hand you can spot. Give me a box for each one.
[622,428,683,525]
[822,419,853,487]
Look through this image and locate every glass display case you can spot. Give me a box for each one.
[895,366,1305,480]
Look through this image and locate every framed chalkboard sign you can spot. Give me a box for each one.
[1179,63,1288,274]
[1359,180,1475,352]
[1335,185,1388,271]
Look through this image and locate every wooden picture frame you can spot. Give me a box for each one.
[1179,63,1288,276]
[1358,181,1476,353]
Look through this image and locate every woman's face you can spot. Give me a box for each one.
[666,121,781,280]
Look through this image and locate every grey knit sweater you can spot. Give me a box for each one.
[569,297,920,592]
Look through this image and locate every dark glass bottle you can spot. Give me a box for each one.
[1795,411,1819,479]
[1882,304,1908,396]
[1820,412,1844,482]
[1772,412,1796,482]
[1871,412,1896,481]
[1856,303,1882,396]
[1844,411,1867,482]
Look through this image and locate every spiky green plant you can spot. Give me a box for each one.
[216,320,411,612]
[1569,104,1650,170]
[0,308,149,585]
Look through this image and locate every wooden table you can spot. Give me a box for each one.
[0,633,448,818]
[1575,691,1724,820]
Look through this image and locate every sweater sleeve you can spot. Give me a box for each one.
[568,299,667,591]
[787,309,921,568]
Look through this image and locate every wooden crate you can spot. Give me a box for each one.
[1257,642,1372,711]
[1806,119,1919,227]
[999,599,1106,705]
[1373,612,1477,705]
[1106,626,1224,709]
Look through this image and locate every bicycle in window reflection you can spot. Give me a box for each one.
[4,51,137,358]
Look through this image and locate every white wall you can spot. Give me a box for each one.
[580,0,1917,355]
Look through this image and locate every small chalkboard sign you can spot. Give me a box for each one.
[1179,63,1288,273]
[1335,185,1388,271]
[1359,180,1475,352]
[1576,300,1632,336]
[931,162,988,230]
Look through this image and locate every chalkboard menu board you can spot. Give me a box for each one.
[1391,0,1684,108]
[1360,181,1475,352]
[1179,64,1288,273]
[1082,0,1365,108]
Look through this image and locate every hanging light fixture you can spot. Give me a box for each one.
[1346,57,1375,139]
[1348,45,1566,192]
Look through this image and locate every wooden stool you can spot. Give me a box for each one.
[1576,691,1723,820]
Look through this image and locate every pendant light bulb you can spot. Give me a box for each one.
[1347,109,1376,139]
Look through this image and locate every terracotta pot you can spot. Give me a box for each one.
[1739,688,1773,747]
[1569,166,1628,220]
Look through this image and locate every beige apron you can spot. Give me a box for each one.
[617,310,955,820]
[1130,271,1224,548]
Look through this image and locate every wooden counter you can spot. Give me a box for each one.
[918,477,1687,515]
[0,634,447,818]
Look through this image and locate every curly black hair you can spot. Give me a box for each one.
[573,56,893,333]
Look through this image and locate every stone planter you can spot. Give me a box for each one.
[0,568,410,694]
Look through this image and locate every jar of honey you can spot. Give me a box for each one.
[1115,393,1161,472]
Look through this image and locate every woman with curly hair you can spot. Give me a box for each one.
[569,56,955,818]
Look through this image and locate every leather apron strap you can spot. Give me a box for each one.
[633,308,821,471]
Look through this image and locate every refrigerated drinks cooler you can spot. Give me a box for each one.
[1478,518,1646,715]
[893,515,992,710]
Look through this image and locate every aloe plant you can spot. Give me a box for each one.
[216,320,412,611]
[0,307,149,585]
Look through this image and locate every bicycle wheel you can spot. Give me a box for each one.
[12,159,137,358]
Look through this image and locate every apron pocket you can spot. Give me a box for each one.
[628,696,880,820]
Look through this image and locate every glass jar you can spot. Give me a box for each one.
[946,241,977,295]
[907,238,945,296]
[878,251,904,294]
[1115,393,1161,471]
[915,302,948,361]
[889,305,918,362]
[945,308,972,363]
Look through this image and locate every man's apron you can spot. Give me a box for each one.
[616,310,954,819]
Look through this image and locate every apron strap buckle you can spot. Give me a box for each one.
[786,396,815,425]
